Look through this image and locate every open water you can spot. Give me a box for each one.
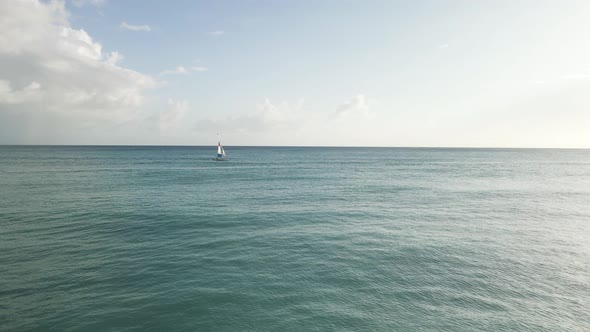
[1,146,589,331]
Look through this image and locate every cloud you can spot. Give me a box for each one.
[160,66,208,75]
[0,80,43,104]
[0,0,158,143]
[439,43,449,49]
[159,99,189,134]
[208,30,224,36]
[160,66,188,76]
[105,51,123,65]
[336,94,371,117]
[195,98,304,135]
[71,0,106,7]
[120,22,151,32]
[191,96,386,146]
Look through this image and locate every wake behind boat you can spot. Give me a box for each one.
[213,141,228,161]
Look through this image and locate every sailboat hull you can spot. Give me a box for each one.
[213,158,228,161]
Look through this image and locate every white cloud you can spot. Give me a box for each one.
[208,30,224,36]
[0,0,158,143]
[160,65,208,76]
[195,98,304,136]
[159,99,189,134]
[120,22,151,32]
[71,0,106,7]
[439,43,449,48]
[190,96,387,146]
[254,98,297,128]
[160,66,188,76]
[336,94,371,117]
[105,51,123,65]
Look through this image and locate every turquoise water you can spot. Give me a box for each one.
[1,146,589,331]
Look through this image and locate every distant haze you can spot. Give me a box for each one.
[1,0,589,148]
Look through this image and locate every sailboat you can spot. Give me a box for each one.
[213,141,228,161]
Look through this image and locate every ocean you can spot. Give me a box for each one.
[1,146,589,331]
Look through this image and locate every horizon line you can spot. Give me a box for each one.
[1,144,589,150]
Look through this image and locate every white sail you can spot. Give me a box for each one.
[215,140,228,160]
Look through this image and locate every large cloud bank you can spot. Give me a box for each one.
[0,0,157,143]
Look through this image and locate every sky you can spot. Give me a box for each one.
[1,0,589,147]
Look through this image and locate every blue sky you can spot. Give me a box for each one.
[1,0,589,147]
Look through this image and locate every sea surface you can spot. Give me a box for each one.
[1,146,589,331]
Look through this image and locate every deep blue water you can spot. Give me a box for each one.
[1,146,589,331]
